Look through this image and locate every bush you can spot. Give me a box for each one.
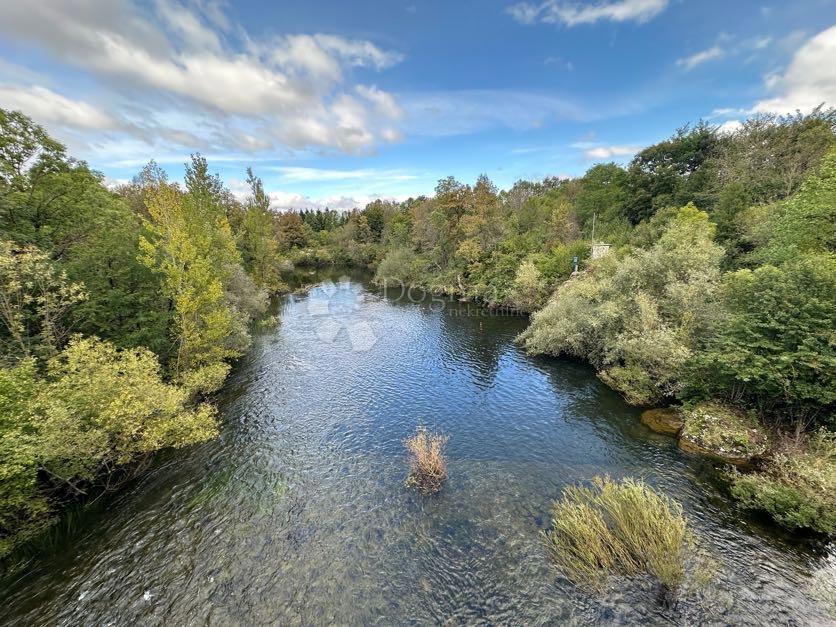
[685,253,836,430]
[521,205,723,405]
[544,476,698,602]
[729,431,836,534]
[404,426,448,495]
[509,259,550,311]
[375,247,419,285]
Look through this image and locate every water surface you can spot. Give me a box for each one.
[2,271,833,625]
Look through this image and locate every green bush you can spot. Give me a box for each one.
[685,253,836,429]
[544,476,700,601]
[0,337,219,562]
[522,205,723,405]
[729,431,836,534]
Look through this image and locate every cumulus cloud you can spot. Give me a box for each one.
[580,144,642,160]
[507,0,669,27]
[266,190,408,212]
[716,119,743,135]
[0,0,404,155]
[676,46,724,71]
[0,85,119,130]
[751,25,836,114]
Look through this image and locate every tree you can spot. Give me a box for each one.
[276,211,308,249]
[624,122,719,224]
[685,253,836,430]
[0,241,86,363]
[0,358,48,558]
[240,168,284,291]
[36,336,218,487]
[139,181,238,378]
[751,147,836,266]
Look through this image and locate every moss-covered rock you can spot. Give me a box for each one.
[641,408,684,436]
[678,402,768,465]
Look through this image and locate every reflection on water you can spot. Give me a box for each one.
[2,270,833,625]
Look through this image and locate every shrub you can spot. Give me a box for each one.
[729,431,836,534]
[521,205,723,405]
[404,426,448,495]
[544,476,698,603]
[375,246,419,285]
[509,259,550,311]
[684,253,836,430]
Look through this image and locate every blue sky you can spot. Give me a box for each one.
[0,0,834,209]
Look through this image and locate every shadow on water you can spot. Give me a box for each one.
[1,270,833,625]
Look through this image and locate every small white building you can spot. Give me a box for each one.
[591,243,611,260]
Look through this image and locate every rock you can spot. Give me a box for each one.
[641,408,684,436]
[678,402,768,466]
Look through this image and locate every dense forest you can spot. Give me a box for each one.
[0,105,834,571]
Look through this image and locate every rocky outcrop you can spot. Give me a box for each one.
[678,402,768,466]
[641,408,684,436]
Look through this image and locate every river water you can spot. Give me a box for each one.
[1,270,833,625]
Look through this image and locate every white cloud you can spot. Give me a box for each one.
[267,190,407,212]
[0,0,404,155]
[507,0,669,27]
[356,84,404,119]
[0,85,118,130]
[676,46,724,71]
[716,119,743,135]
[581,144,641,160]
[271,167,418,183]
[751,25,836,114]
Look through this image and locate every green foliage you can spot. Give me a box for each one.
[37,336,218,482]
[624,122,719,224]
[686,253,836,427]
[729,431,836,534]
[239,168,287,292]
[0,111,283,569]
[375,246,420,285]
[0,337,218,561]
[752,147,836,266]
[544,476,696,599]
[139,159,265,381]
[0,241,86,363]
[509,259,549,311]
[534,240,591,282]
[0,359,49,558]
[522,205,723,405]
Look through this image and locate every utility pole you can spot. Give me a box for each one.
[591,212,597,242]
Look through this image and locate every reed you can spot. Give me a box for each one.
[404,426,448,495]
[544,476,692,603]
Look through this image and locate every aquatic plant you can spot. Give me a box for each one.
[543,476,697,603]
[404,426,448,495]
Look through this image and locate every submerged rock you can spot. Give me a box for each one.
[641,408,684,436]
[678,402,768,465]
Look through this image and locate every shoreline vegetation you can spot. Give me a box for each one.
[0,105,834,582]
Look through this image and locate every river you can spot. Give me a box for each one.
[1,270,833,625]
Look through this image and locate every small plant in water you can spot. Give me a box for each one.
[543,475,705,605]
[404,426,448,494]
